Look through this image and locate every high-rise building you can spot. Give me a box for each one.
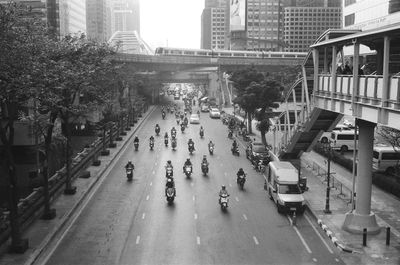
[110,0,140,35]
[228,0,285,51]
[86,0,111,42]
[284,2,342,52]
[343,0,400,30]
[201,0,227,49]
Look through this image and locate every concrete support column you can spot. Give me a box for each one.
[342,119,380,234]
[208,72,219,105]
[330,45,337,110]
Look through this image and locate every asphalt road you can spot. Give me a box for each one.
[37,98,345,265]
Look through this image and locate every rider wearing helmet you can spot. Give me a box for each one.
[134,135,139,144]
[183,158,192,173]
[201,155,209,166]
[165,160,174,176]
[188,138,195,150]
[125,160,134,170]
[219,185,229,197]
[237,168,245,177]
[208,140,215,148]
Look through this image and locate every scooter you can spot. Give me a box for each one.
[162,112,166,120]
[188,144,195,154]
[184,165,192,178]
[219,195,229,211]
[155,127,160,136]
[134,142,139,151]
[228,130,233,139]
[149,141,154,150]
[209,145,214,155]
[237,174,246,190]
[181,125,185,133]
[171,138,177,150]
[164,138,169,147]
[126,168,133,181]
[200,130,204,138]
[166,187,176,203]
[231,146,239,156]
[166,167,173,179]
[201,163,209,176]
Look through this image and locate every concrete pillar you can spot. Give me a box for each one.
[342,119,380,234]
[208,72,219,105]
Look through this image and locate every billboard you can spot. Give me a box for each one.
[230,0,246,32]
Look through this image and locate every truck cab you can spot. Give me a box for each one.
[265,161,305,214]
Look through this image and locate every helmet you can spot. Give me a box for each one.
[203,155,206,159]
[128,160,132,163]
[167,178,172,183]
[221,185,226,189]
[239,168,243,171]
[156,124,159,126]
[187,158,190,161]
[167,160,171,164]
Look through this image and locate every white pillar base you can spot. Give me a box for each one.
[342,211,381,234]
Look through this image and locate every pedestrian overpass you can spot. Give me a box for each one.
[273,24,400,235]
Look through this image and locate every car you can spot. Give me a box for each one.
[189,114,200,124]
[201,104,209,112]
[320,124,352,143]
[209,108,221,118]
[246,142,270,164]
[174,93,180,100]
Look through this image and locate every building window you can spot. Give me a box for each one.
[344,13,355,27]
[344,0,356,7]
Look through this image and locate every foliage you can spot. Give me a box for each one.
[377,126,400,149]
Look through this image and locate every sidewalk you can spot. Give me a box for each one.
[223,106,400,264]
[0,106,155,265]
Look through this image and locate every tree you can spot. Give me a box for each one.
[230,66,282,143]
[377,126,400,174]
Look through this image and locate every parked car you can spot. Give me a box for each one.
[189,113,200,124]
[372,144,400,174]
[201,104,209,112]
[209,108,221,118]
[246,141,270,165]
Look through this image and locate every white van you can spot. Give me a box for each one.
[372,144,400,174]
[265,161,305,214]
[320,124,352,143]
[330,130,358,152]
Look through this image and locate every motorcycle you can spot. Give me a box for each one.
[162,112,166,120]
[228,130,233,139]
[181,125,185,133]
[188,144,195,154]
[166,187,176,203]
[200,130,204,138]
[134,142,139,151]
[219,195,229,211]
[155,127,160,136]
[237,174,246,190]
[126,167,133,181]
[184,165,192,178]
[201,163,209,176]
[149,140,154,150]
[164,138,169,147]
[166,167,173,179]
[209,145,214,155]
[171,131,177,139]
[231,145,239,156]
[171,138,177,150]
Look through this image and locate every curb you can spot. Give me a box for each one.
[25,106,156,265]
[317,219,354,253]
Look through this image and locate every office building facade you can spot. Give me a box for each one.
[86,0,111,42]
[111,0,140,35]
[343,0,400,30]
[201,7,226,49]
[284,5,342,52]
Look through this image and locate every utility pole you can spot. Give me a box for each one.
[323,142,332,214]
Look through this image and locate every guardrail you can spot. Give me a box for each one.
[304,160,354,204]
[0,106,147,248]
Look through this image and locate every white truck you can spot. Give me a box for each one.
[265,161,306,214]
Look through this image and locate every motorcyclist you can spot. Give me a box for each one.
[125,160,134,170]
[219,185,229,203]
[237,168,245,178]
[232,140,238,150]
[164,132,169,140]
[188,138,195,151]
[201,155,209,167]
[208,140,215,149]
[165,160,174,177]
[183,158,192,173]
[171,127,177,137]
[155,124,160,134]
[199,126,204,136]
[134,135,139,144]
[165,178,175,196]
[183,116,188,126]
[149,135,154,142]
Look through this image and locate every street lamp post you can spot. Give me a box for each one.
[322,142,332,214]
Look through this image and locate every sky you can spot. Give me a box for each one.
[140,0,205,50]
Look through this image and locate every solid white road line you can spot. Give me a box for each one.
[150,182,152,186]
[136,236,140,244]
[146,195,149,201]
[197,236,201,245]
[253,236,259,245]
[142,213,146,220]
[194,213,198,220]
[193,195,196,201]
[243,214,248,220]
[291,222,312,254]
[305,214,333,254]
[190,182,194,187]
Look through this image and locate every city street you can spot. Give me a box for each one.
[35,99,344,265]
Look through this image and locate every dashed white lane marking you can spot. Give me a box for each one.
[146,195,149,201]
[229,183,232,187]
[190,182,194,187]
[152,171,155,174]
[197,236,201,245]
[235,197,239,202]
[224,172,227,176]
[313,258,317,262]
[290,219,312,254]
[142,213,146,219]
[335,258,340,262]
[253,236,259,245]
[305,214,333,254]
[220,163,223,166]
[194,213,198,220]
[155,162,157,165]
[193,195,196,201]
[136,236,140,244]
[243,214,248,220]
[150,182,152,186]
